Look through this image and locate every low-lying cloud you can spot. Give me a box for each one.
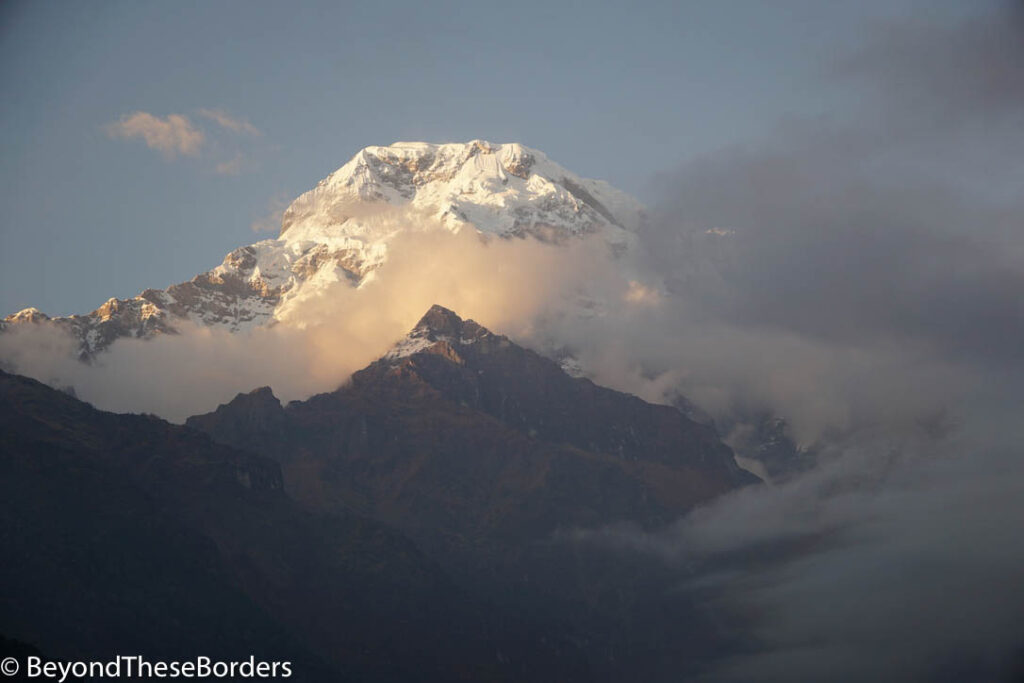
[0,224,626,421]
[573,412,1024,681]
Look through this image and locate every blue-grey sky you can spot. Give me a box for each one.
[0,0,980,316]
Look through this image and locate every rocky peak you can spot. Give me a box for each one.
[3,308,50,324]
[188,305,756,559]
[412,305,489,341]
[211,385,283,419]
[356,306,753,481]
[385,305,495,361]
[185,385,286,449]
[236,385,281,408]
[414,304,465,337]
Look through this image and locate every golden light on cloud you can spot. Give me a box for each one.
[0,220,616,421]
[623,280,661,306]
[198,108,261,136]
[106,111,205,158]
[215,154,245,175]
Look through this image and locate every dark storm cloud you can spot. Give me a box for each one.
[836,1,1024,121]
[643,2,1024,369]
[577,4,1024,681]
[646,124,1024,366]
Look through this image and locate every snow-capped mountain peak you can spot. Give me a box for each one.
[2,141,646,356]
[281,141,643,247]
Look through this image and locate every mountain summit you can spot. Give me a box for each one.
[185,304,756,679]
[383,304,493,360]
[2,141,644,356]
[189,304,754,534]
[281,141,644,243]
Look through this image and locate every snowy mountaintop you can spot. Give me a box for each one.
[280,140,645,246]
[3,142,647,357]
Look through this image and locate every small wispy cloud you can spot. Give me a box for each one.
[107,108,263,173]
[106,112,204,158]
[250,195,289,233]
[215,154,246,176]
[199,108,261,136]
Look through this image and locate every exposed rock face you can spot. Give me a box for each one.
[2,142,645,357]
[725,413,816,482]
[185,385,288,456]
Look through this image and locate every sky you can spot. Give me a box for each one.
[0,0,978,317]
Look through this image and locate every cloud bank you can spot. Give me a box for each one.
[0,224,622,421]
[566,5,1024,680]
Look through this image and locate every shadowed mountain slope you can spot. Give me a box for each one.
[189,306,755,546]
[1,369,584,682]
[188,306,759,681]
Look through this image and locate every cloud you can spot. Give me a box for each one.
[572,412,1024,682]
[249,195,290,233]
[198,108,261,136]
[644,124,1024,369]
[215,153,246,175]
[0,221,618,421]
[107,108,262,171]
[833,4,1024,124]
[106,111,204,158]
[561,5,1024,680]
[622,3,1024,438]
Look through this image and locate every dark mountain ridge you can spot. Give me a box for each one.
[0,369,545,682]
[187,305,759,680]
[190,306,755,546]
[1,306,760,682]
